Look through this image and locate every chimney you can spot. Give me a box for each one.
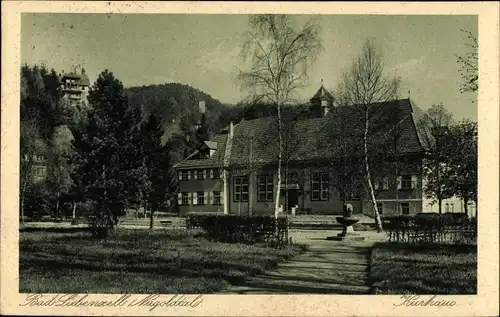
[81,68,86,75]
[229,121,234,137]
[198,101,206,114]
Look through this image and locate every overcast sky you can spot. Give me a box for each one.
[21,13,477,120]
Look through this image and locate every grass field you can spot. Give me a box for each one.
[369,242,477,294]
[20,228,306,293]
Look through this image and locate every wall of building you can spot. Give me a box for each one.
[423,196,476,217]
[178,158,425,217]
[228,166,359,216]
[362,200,423,217]
[177,168,224,215]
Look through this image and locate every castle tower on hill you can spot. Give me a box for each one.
[59,66,90,106]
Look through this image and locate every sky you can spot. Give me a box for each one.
[21,13,478,120]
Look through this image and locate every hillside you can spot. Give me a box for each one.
[124,83,242,145]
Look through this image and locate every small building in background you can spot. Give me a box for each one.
[423,196,476,218]
[59,66,90,107]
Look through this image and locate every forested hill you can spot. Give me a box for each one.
[124,83,242,144]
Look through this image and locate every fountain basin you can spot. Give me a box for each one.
[336,216,360,227]
[327,215,365,241]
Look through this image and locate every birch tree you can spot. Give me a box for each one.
[336,39,400,232]
[238,14,323,217]
[455,29,478,94]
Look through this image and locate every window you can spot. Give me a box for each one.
[197,169,205,180]
[401,202,410,215]
[181,192,190,205]
[258,174,274,202]
[233,176,249,202]
[311,172,329,201]
[212,168,220,179]
[345,182,362,200]
[375,177,388,190]
[377,203,383,215]
[181,170,189,180]
[401,175,412,190]
[197,191,205,205]
[213,191,221,205]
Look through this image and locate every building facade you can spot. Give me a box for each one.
[59,67,90,107]
[175,86,432,217]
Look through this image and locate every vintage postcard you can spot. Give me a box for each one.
[1,1,499,316]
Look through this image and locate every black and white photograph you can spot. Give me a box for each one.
[2,1,499,317]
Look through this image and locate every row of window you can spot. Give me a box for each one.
[178,168,220,181]
[232,173,418,203]
[375,175,418,191]
[178,191,222,206]
[376,202,411,215]
[233,172,359,203]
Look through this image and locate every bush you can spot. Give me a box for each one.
[382,214,477,244]
[186,214,289,244]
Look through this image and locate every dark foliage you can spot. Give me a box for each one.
[382,213,477,244]
[186,214,289,244]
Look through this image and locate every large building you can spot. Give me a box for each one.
[59,67,90,106]
[174,85,433,217]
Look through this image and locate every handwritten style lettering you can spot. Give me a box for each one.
[20,294,204,311]
[394,295,457,307]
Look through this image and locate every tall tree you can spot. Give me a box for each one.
[20,66,48,222]
[323,106,365,208]
[417,104,456,214]
[45,125,74,219]
[336,39,400,231]
[238,14,323,217]
[71,70,150,237]
[455,29,478,94]
[446,120,478,214]
[139,113,165,229]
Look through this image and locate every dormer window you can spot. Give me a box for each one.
[195,141,218,159]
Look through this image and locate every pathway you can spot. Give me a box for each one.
[226,229,387,294]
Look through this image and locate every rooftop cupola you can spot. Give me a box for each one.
[310,79,334,118]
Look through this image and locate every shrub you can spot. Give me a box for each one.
[186,214,289,244]
[382,214,477,244]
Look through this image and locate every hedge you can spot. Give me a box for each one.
[186,213,289,244]
[382,213,477,244]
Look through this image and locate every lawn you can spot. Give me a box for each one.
[369,242,477,294]
[19,228,306,293]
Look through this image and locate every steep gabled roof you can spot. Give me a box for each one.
[229,99,428,167]
[311,85,334,101]
[174,133,228,169]
[174,99,430,170]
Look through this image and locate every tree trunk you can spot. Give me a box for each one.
[149,203,154,230]
[463,197,469,215]
[71,201,77,225]
[20,157,33,225]
[284,163,289,213]
[248,141,253,216]
[274,104,283,219]
[56,199,60,220]
[438,197,442,214]
[394,134,400,216]
[364,109,383,232]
